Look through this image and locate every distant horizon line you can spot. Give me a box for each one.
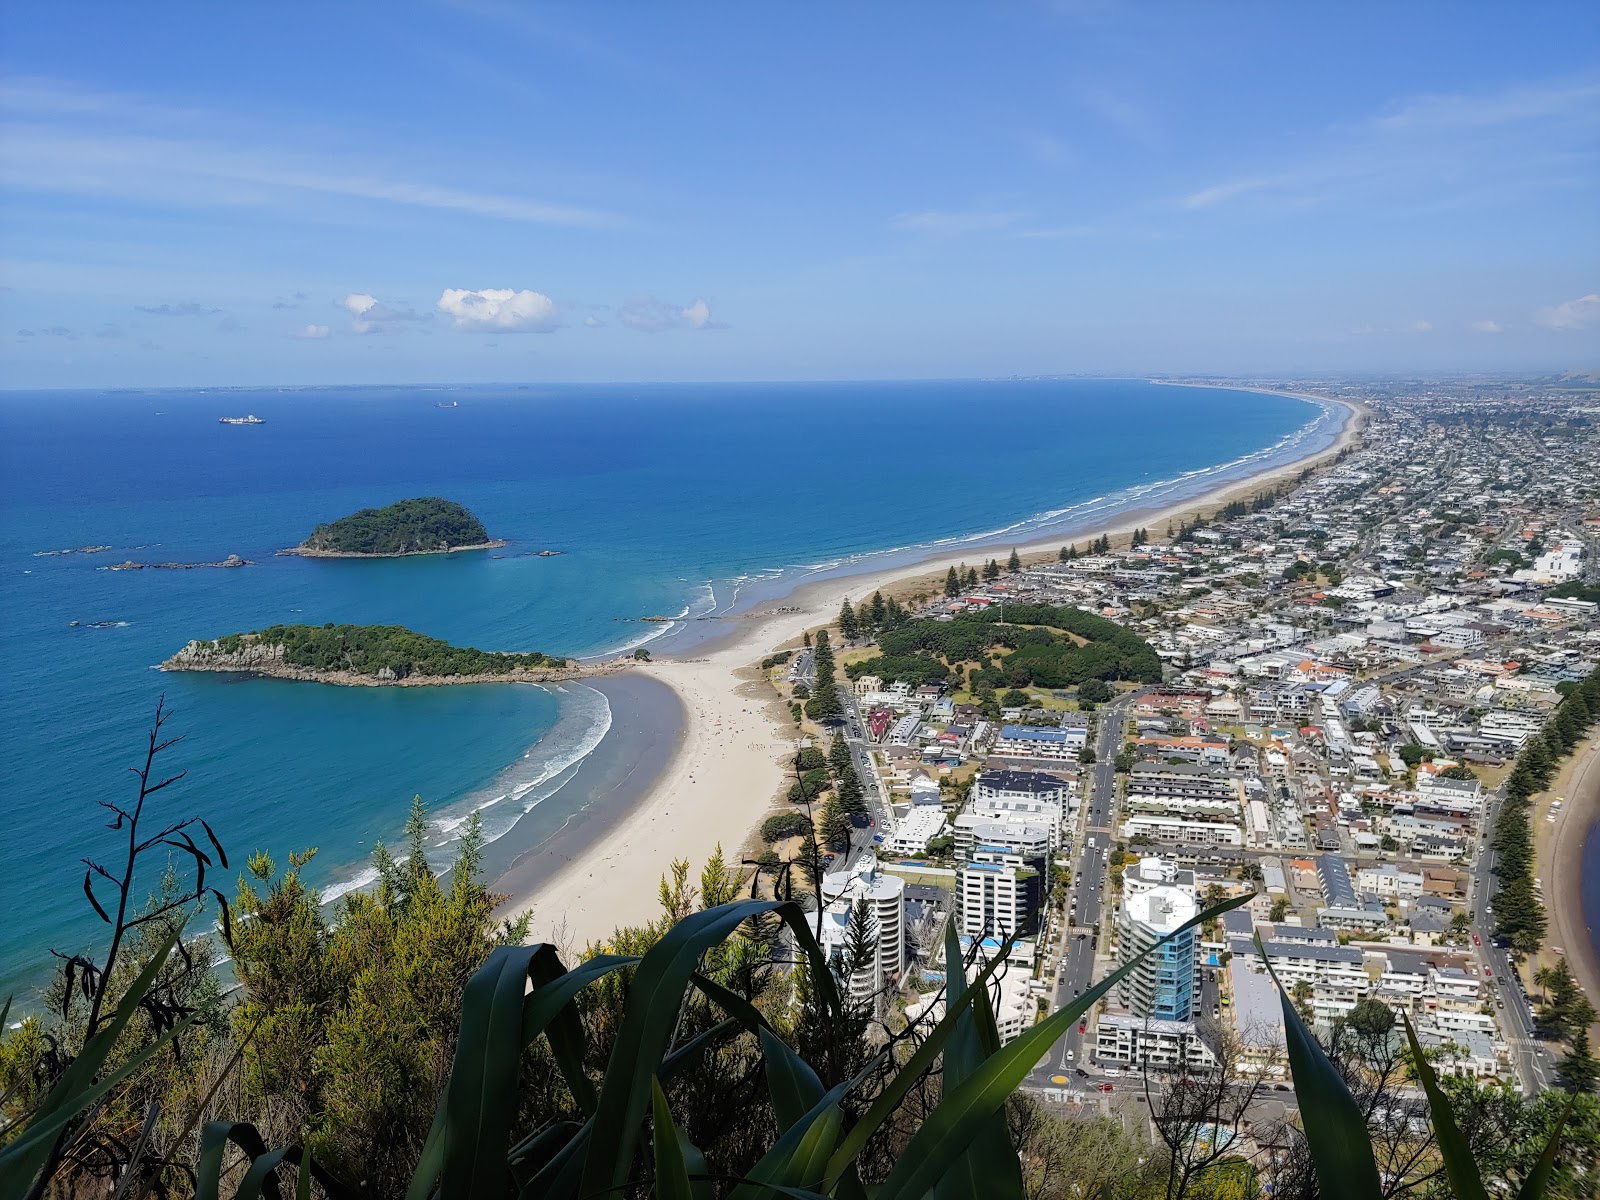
[1,367,1593,396]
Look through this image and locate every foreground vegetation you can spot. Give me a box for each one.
[2,704,1597,1199]
[296,498,495,555]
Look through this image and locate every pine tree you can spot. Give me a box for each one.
[829,733,853,776]
[1007,547,1021,572]
[945,566,960,597]
[840,898,878,1010]
[805,629,844,722]
[838,598,859,641]
[837,765,866,815]
[1058,545,1071,561]
[869,590,887,628]
[965,566,979,589]
[820,794,852,850]
[1558,1031,1600,1092]
[983,559,1000,582]
[813,628,834,678]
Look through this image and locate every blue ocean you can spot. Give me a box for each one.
[0,380,1338,997]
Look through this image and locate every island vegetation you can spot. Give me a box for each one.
[164,622,571,683]
[287,496,503,556]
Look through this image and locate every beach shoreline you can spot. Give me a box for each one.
[1534,736,1600,1043]
[498,391,1365,948]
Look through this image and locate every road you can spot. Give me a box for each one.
[1468,785,1557,1091]
[832,690,895,873]
[1027,691,1136,1089]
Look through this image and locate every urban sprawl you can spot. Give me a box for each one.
[755,378,1600,1137]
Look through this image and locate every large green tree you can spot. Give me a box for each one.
[228,799,529,1195]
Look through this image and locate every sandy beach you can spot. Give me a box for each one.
[501,391,1366,949]
[1534,736,1600,1042]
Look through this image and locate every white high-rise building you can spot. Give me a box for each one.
[820,855,906,1003]
[956,848,1041,940]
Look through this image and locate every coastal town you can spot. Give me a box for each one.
[743,377,1600,1140]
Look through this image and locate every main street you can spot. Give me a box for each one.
[1468,785,1557,1091]
[1027,689,1137,1089]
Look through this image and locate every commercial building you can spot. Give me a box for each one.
[1094,1013,1218,1069]
[993,724,1085,762]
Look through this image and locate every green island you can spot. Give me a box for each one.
[283,496,506,557]
[161,622,582,684]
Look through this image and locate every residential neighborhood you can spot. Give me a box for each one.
[760,378,1600,1136]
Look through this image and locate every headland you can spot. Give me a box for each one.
[161,624,625,687]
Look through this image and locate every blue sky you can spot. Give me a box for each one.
[2,2,1597,387]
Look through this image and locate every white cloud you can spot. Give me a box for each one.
[1533,293,1600,331]
[1411,320,1433,333]
[436,287,559,332]
[290,323,330,339]
[583,314,605,328]
[888,209,1022,236]
[1471,319,1503,334]
[618,295,723,332]
[341,292,422,334]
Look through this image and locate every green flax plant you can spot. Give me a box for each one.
[4,888,1247,1198]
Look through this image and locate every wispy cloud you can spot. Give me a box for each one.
[1075,85,1163,150]
[0,77,628,230]
[1471,319,1503,334]
[341,293,425,335]
[889,209,1023,236]
[1014,223,1099,241]
[1180,76,1600,213]
[134,301,221,316]
[1533,293,1600,331]
[618,295,723,332]
[289,323,330,340]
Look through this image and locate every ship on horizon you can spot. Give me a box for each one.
[218,414,265,425]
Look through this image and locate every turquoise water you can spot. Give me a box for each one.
[0,380,1339,996]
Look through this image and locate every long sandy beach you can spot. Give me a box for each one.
[500,392,1366,949]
